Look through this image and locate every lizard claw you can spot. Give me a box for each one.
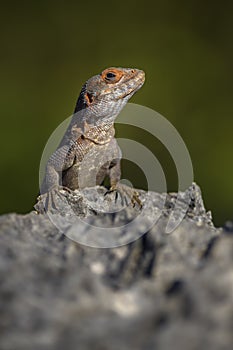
[105,184,142,208]
[36,186,73,214]
[104,186,126,206]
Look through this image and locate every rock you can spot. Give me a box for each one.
[0,183,232,350]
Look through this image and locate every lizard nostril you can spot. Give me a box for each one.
[131,69,136,73]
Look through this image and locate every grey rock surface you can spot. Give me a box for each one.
[0,184,232,350]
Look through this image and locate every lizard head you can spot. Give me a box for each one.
[74,67,145,123]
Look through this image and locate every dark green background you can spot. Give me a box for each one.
[0,0,232,226]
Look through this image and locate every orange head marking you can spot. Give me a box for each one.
[84,92,94,105]
[101,68,124,84]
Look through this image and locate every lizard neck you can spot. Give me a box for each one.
[83,122,115,145]
[74,83,88,113]
[74,84,125,126]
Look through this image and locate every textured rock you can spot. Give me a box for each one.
[0,184,232,350]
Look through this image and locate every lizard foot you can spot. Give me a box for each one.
[36,186,73,214]
[105,183,142,208]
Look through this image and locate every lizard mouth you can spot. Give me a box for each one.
[118,71,145,100]
[118,89,135,99]
[118,81,144,100]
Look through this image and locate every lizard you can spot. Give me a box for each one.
[39,67,145,211]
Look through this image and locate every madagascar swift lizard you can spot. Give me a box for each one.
[39,67,145,210]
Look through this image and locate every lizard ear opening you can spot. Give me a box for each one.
[84,92,94,105]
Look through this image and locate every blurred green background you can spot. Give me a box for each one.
[0,0,232,226]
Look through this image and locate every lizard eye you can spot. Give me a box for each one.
[104,71,117,82]
[106,72,116,79]
[101,68,123,83]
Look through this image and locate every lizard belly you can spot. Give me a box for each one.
[62,163,80,190]
[62,143,113,190]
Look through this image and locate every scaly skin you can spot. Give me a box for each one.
[39,67,145,210]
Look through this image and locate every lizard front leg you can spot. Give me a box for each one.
[38,143,76,212]
[108,158,142,208]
